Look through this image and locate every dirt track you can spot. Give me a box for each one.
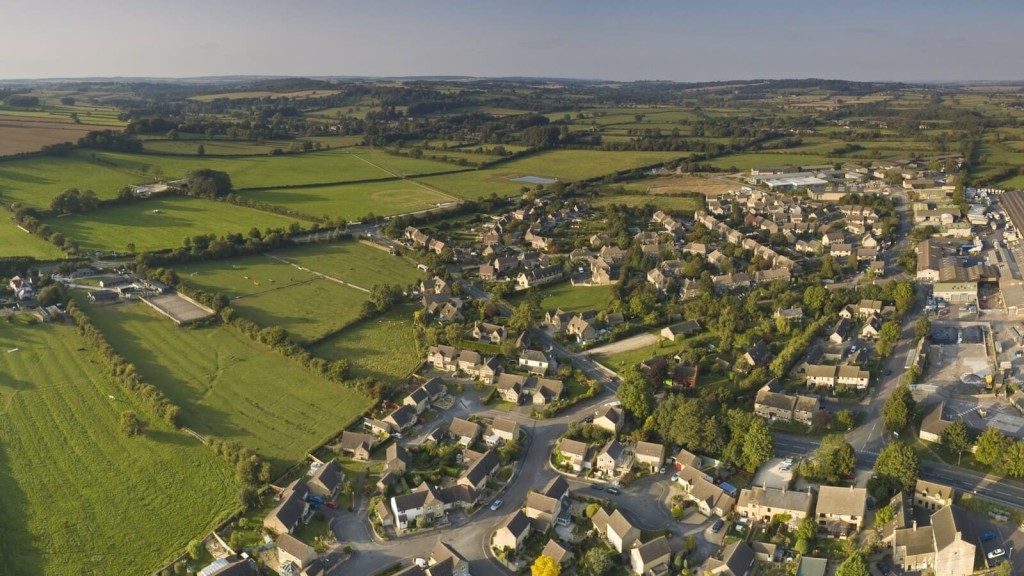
[587,332,659,356]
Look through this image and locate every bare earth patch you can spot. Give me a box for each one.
[0,117,109,156]
[641,174,739,196]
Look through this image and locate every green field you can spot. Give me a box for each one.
[176,254,371,342]
[242,179,455,220]
[311,304,422,382]
[708,153,839,171]
[592,194,702,214]
[82,300,374,472]
[417,150,687,200]
[0,218,64,259]
[276,242,424,289]
[0,319,238,576]
[511,282,612,313]
[44,196,302,253]
[0,152,143,208]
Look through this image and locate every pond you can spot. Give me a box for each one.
[510,175,557,185]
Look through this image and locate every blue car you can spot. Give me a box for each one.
[711,519,724,533]
[980,530,997,542]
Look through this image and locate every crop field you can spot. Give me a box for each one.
[0,151,143,208]
[275,242,424,290]
[592,194,702,214]
[417,150,687,200]
[242,179,455,220]
[311,303,422,382]
[0,116,112,157]
[175,255,369,342]
[44,196,301,253]
[81,300,374,472]
[0,218,64,259]
[0,319,238,576]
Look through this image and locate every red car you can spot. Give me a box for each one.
[325,500,338,509]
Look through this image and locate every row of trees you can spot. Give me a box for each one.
[207,438,272,509]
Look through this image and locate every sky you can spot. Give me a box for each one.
[3,0,1024,82]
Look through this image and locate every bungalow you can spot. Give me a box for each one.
[495,373,528,404]
[340,431,375,461]
[472,322,507,344]
[385,406,419,432]
[458,449,499,491]
[277,534,317,572]
[660,320,701,341]
[437,301,463,323]
[596,439,632,478]
[367,418,392,437]
[634,441,665,473]
[493,510,531,552]
[743,340,772,368]
[815,485,867,536]
[861,315,883,339]
[592,404,624,433]
[774,307,804,323]
[558,438,591,472]
[307,460,344,499]
[736,486,814,528]
[524,476,570,529]
[674,448,702,471]
[592,508,640,553]
[518,349,550,375]
[531,377,564,405]
[487,417,519,445]
[449,417,482,447]
[919,404,953,443]
[264,480,311,535]
[478,264,496,281]
[631,536,671,576]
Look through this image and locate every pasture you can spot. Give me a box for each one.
[0,151,142,208]
[190,89,342,102]
[43,196,301,253]
[0,218,64,259]
[592,194,703,214]
[275,241,424,290]
[82,300,375,472]
[0,320,238,576]
[241,179,455,220]
[311,304,422,383]
[141,135,365,156]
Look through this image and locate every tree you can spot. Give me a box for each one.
[36,283,68,307]
[509,302,535,333]
[1002,440,1024,478]
[975,426,1009,467]
[882,385,915,433]
[835,550,869,576]
[119,410,142,437]
[874,442,919,493]
[741,418,775,472]
[186,539,202,560]
[941,419,971,464]
[531,555,561,576]
[617,367,654,421]
[877,321,902,357]
[805,434,856,483]
[585,503,602,518]
[196,144,205,156]
[833,409,856,431]
[580,547,614,576]
[803,285,828,316]
[186,169,232,198]
[893,282,915,316]
[875,504,895,528]
[795,517,817,541]
[915,316,931,340]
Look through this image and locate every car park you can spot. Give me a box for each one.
[490,499,503,511]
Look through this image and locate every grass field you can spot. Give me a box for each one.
[707,153,838,171]
[417,150,687,200]
[81,300,374,472]
[44,196,302,253]
[311,303,422,382]
[594,339,666,371]
[242,179,455,220]
[190,89,342,102]
[510,282,612,313]
[0,319,238,576]
[0,151,143,208]
[592,194,702,214]
[176,254,370,343]
[0,218,65,259]
[276,242,424,289]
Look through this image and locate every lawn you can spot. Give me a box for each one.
[311,304,422,383]
[44,196,302,253]
[592,193,702,214]
[0,217,64,259]
[417,150,688,200]
[513,283,612,313]
[0,319,238,576]
[241,179,455,220]
[594,341,666,372]
[80,300,375,472]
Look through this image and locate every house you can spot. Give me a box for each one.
[472,322,507,344]
[391,482,448,531]
[427,541,470,576]
[754,268,791,284]
[264,480,311,535]
[449,417,482,447]
[858,299,883,317]
[458,449,499,491]
[647,268,669,292]
[736,486,814,528]
[545,309,573,332]
[704,541,755,576]
[340,431,375,461]
[495,373,527,404]
[558,438,590,472]
[385,405,419,431]
[518,349,550,375]
[566,313,598,342]
[751,541,779,563]
[386,444,410,474]
[892,506,975,576]
[308,460,344,499]
[524,476,570,529]
[489,417,519,445]
[861,314,883,339]
[634,441,665,473]
[793,395,821,425]
[427,345,458,372]
[592,404,624,433]
[531,377,564,405]
[674,448,702,470]
[685,477,736,517]
[815,485,867,536]
[660,321,701,341]
[199,556,258,576]
[795,556,827,576]
[596,439,632,478]
[404,379,445,413]
[631,536,672,576]
[670,363,699,388]
[277,534,317,572]
[829,318,852,344]
[919,403,953,443]
[754,386,796,422]
[456,349,483,374]
[492,510,531,552]
[592,508,640,553]
[835,365,870,389]
[367,418,392,437]
[516,265,562,289]
[743,340,772,368]
[540,539,573,566]
[914,480,954,511]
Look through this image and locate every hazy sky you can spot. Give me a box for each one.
[3,0,1024,82]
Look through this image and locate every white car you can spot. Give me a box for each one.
[671,473,679,482]
[987,548,1005,559]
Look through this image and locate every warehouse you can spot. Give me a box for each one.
[932,282,977,304]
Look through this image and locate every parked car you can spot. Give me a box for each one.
[980,530,997,542]
[591,484,603,491]
[391,432,403,440]
[670,473,679,482]
[490,499,503,511]
[606,488,621,495]
[711,519,724,533]
[325,500,338,509]
[659,466,667,474]
[987,548,1005,559]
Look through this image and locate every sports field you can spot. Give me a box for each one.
[0,218,64,259]
[0,319,238,576]
[242,179,455,220]
[82,300,375,472]
[311,303,422,382]
[43,196,301,253]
